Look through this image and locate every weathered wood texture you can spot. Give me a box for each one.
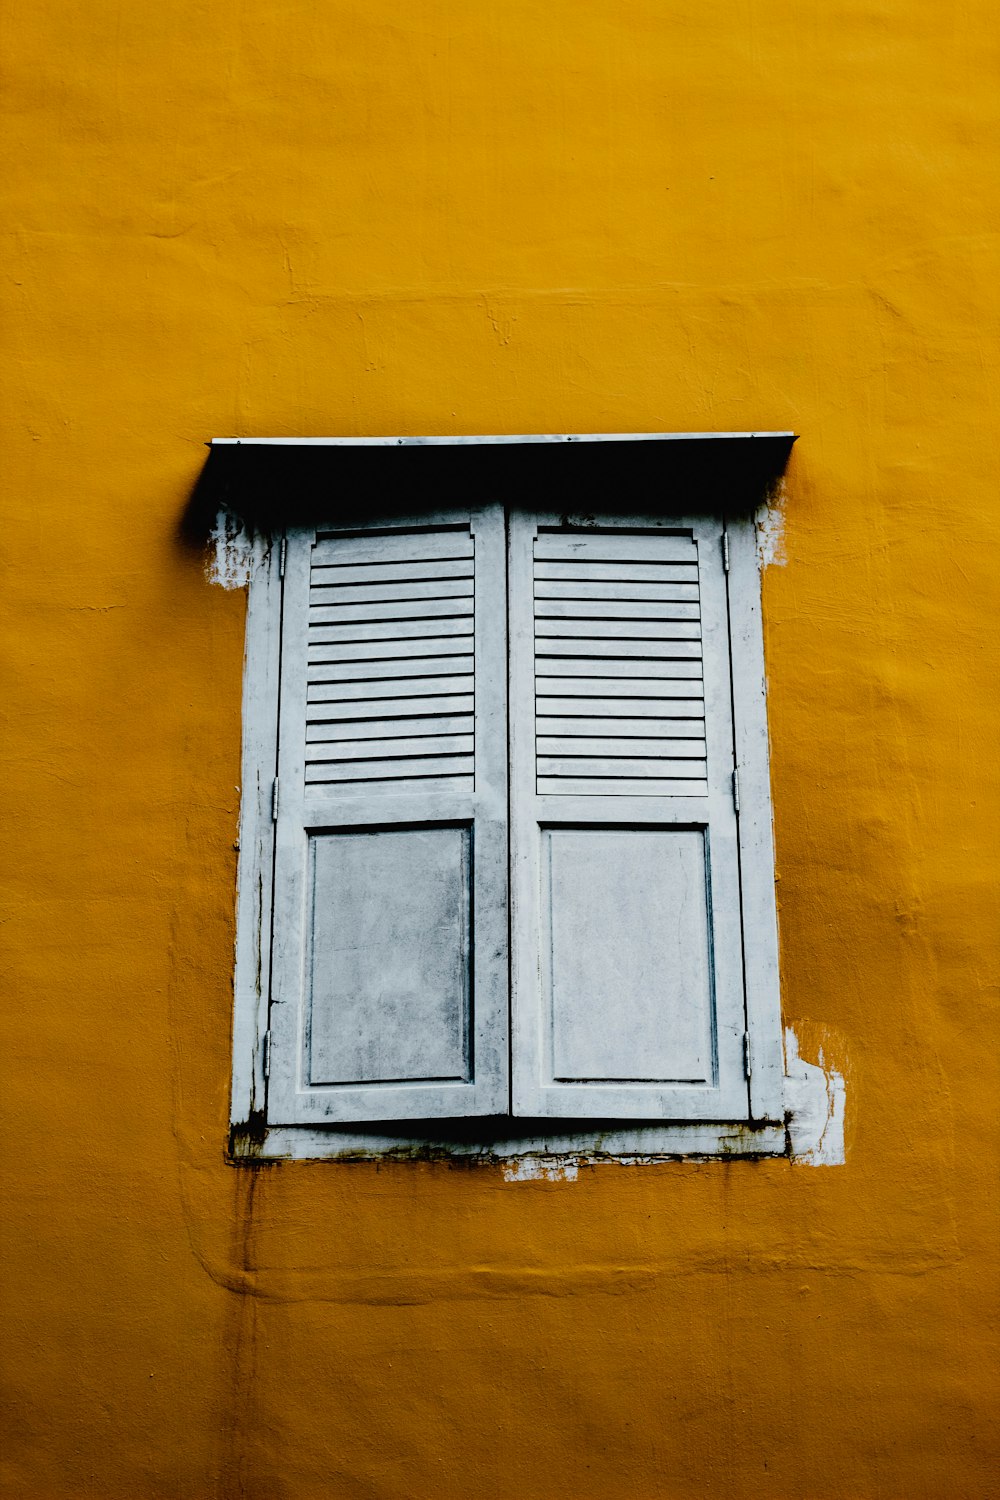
[307,827,472,1085]
[510,511,751,1121]
[266,511,509,1124]
[306,532,475,792]
[546,828,714,1084]
[533,529,707,796]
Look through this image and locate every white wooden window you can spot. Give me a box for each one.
[509,514,753,1122]
[269,510,509,1125]
[229,452,787,1160]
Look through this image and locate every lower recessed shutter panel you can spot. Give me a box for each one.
[267,510,509,1124]
[509,511,750,1121]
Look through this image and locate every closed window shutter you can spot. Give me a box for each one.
[267,508,508,1124]
[509,510,750,1121]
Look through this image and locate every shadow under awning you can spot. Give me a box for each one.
[184,432,796,538]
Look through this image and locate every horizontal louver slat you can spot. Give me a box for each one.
[538,659,703,680]
[538,756,707,780]
[305,755,475,784]
[311,597,474,624]
[308,636,472,664]
[534,532,697,563]
[535,598,701,621]
[313,530,473,566]
[533,532,707,796]
[309,616,473,644]
[309,579,473,610]
[306,692,475,719]
[538,737,705,759]
[537,777,709,798]
[311,558,473,588]
[535,561,699,585]
[536,695,705,718]
[535,618,702,639]
[537,679,703,702]
[306,531,476,793]
[309,655,473,682]
[536,638,703,660]
[305,735,473,763]
[306,713,474,742]
[305,773,474,796]
[537,716,706,738]
[534,579,699,602]
[308,676,475,704]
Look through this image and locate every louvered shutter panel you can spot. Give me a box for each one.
[267,509,508,1123]
[509,510,749,1120]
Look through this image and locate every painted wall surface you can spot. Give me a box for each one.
[2,2,997,1496]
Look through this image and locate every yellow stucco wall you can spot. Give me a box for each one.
[3,2,998,1496]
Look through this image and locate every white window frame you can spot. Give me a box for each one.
[225,434,790,1162]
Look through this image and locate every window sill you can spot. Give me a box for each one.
[230,1118,787,1163]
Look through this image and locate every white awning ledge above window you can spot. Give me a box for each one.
[189,432,796,535]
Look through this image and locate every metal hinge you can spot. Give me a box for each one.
[278,535,287,578]
[721,529,730,573]
[271,776,280,822]
[743,1033,752,1079]
[732,767,741,813]
[262,1030,271,1080]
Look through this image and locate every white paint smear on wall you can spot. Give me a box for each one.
[755,484,787,568]
[784,1026,846,1165]
[207,508,254,589]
